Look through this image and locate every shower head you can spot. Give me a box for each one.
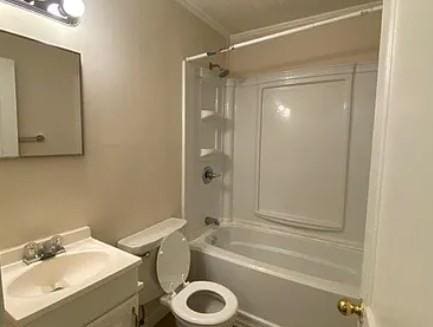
[209,62,230,78]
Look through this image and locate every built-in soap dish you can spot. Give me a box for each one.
[201,110,223,122]
[200,148,222,160]
[117,217,186,256]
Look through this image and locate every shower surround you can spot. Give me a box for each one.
[183,63,377,327]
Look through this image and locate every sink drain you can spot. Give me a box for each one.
[49,281,69,293]
[51,285,65,293]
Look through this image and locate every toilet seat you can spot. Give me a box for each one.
[156,232,238,325]
[171,281,238,326]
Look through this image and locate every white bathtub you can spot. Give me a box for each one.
[190,223,362,327]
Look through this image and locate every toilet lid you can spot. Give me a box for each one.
[156,231,190,294]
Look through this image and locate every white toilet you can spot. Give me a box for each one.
[118,219,238,327]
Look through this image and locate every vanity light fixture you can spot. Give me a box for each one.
[1,0,86,26]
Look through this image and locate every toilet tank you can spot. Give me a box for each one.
[117,218,187,305]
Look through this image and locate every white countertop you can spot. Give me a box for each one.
[0,227,141,326]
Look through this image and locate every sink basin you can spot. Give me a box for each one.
[0,227,142,326]
[7,251,110,298]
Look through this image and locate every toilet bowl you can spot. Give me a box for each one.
[162,281,237,327]
[156,231,238,327]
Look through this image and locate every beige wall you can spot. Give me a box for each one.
[0,0,226,249]
[229,12,382,76]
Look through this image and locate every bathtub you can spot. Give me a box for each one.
[190,222,362,327]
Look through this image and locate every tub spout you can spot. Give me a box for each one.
[205,216,220,226]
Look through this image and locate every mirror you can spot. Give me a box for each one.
[0,30,83,158]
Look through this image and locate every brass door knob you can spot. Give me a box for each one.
[337,299,364,319]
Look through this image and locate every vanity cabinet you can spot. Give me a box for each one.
[87,295,139,327]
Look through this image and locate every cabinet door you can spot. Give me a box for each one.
[87,295,138,327]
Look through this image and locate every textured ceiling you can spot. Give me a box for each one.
[179,0,377,35]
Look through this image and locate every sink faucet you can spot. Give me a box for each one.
[205,216,220,227]
[23,235,65,265]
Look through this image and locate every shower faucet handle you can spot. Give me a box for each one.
[202,166,222,184]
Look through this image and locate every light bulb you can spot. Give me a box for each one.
[60,0,85,19]
[47,3,63,18]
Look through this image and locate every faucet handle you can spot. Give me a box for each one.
[50,235,63,249]
[23,242,42,263]
[43,235,64,253]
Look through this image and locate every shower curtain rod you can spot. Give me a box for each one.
[185,3,383,62]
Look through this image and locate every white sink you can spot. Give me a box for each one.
[7,251,110,298]
[0,227,141,326]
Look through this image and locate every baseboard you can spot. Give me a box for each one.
[235,310,281,327]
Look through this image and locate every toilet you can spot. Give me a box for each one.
[118,220,238,327]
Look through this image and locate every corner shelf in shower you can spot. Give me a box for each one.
[201,110,223,122]
[200,148,222,160]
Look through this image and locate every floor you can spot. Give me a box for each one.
[155,313,176,327]
[155,314,241,327]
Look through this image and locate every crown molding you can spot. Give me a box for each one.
[230,1,382,44]
[174,0,230,39]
